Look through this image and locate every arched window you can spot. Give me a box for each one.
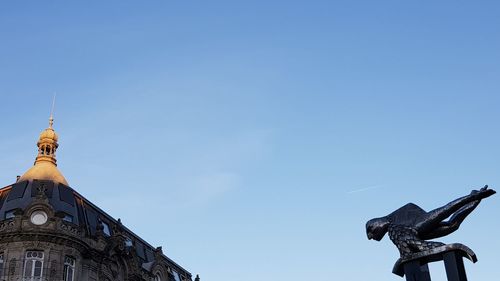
[154,273,162,281]
[63,256,75,281]
[23,251,44,280]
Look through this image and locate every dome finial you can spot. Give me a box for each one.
[35,93,59,165]
[18,100,69,185]
[49,93,56,128]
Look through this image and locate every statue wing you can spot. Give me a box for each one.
[389,203,427,225]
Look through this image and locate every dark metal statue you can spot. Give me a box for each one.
[366,186,495,259]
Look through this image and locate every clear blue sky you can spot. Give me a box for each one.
[1,1,499,280]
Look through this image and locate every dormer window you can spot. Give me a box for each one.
[125,237,133,247]
[102,221,111,236]
[4,210,15,220]
[172,270,181,281]
[63,213,74,223]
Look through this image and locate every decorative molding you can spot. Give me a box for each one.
[0,221,15,232]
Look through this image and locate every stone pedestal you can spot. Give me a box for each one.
[392,244,476,281]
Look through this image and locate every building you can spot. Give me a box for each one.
[0,116,199,281]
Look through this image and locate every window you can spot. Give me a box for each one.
[63,214,74,223]
[4,210,15,219]
[24,251,44,280]
[30,210,48,225]
[154,273,162,281]
[101,221,111,236]
[172,270,181,281]
[0,252,4,278]
[124,237,133,247]
[63,256,75,281]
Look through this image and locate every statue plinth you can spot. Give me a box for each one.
[393,243,476,281]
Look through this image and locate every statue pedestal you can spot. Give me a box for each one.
[392,244,477,281]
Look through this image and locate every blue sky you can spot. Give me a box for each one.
[1,1,499,280]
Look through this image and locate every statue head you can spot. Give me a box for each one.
[366,217,390,241]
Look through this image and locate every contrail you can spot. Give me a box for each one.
[347,185,383,194]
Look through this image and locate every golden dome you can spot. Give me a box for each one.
[18,161,68,185]
[38,127,58,143]
[18,116,69,185]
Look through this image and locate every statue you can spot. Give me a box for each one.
[366,185,495,258]
[366,186,496,280]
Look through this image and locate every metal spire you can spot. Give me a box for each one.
[49,93,56,128]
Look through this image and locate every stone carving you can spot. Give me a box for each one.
[366,186,495,259]
[22,241,51,249]
[36,183,48,198]
[59,221,81,236]
[0,220,15,232]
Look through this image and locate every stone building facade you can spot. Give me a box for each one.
[0,116,198,281]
